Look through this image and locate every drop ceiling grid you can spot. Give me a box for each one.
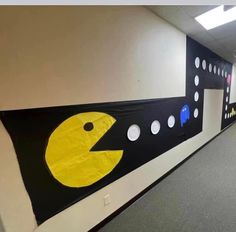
[147,6,236,63]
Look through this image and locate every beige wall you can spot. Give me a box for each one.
[0,6,226,232]
[0,6,186,111]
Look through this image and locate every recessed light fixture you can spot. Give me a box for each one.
[195,5,236,30]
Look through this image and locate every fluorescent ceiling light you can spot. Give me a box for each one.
[195,5,236,30]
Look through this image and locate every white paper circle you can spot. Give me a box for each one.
[151,120,161,135]
[213,65,216,74]
[195,57,200,69]
[226,96,229,102]
[127,124,140,141]
[221,69,224,77]
[194,75,199,86]
[225,71,227,78]
[194,91,199,102]
[227,86,229,93]
[202,60,206,70]
[194,108,199,118]
[167,115,175,128]
[225,105,228,111]
[209,63,212,72]
[218,67,220,76]
[225,113,227,119]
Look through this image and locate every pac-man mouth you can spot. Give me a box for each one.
[89,120,124,153]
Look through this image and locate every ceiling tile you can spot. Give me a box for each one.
[191,30,215,44]
[208,20,236,40]
[147,6,205,34]
[146,5,236,63]
[218,37,236,51]
[147,6,189,29]
[180,5,218,18]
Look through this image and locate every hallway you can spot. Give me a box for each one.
[99,123,236,232]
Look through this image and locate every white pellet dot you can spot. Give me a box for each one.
[213,65,216,74]
[194,108,199,118]
[127,124,140,141]
[195,57,200,69]
[194,91,199,102]
[202,60,206,70]
[209,63,212,72]
[151,120,161,135]
[194,75,199,86]
[167,115,175,128]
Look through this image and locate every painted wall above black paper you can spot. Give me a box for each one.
[0,37,235,224]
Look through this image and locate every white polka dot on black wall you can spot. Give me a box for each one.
[226,96,229,102]
[151,120,161,135]
[218,67,220,76]
[227,86,229,93]
[225,71,227,78]
[127,124,140,141]
[195,57,200,69]
[167,115,175,128]
[194,91,199,102]
[213,65,216,74]
[225,105,228,111]
[202,60,206,70]
[194,75,199,86]
[194,108,199,118]
[225,113,227,119]
[221,69,224,77]
[209,63,212,72]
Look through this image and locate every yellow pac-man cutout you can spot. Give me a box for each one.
[45,112,123,188]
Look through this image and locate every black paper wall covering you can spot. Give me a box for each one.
[0,37,235,224]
